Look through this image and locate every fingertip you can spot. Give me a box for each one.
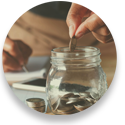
[75,32,84,39]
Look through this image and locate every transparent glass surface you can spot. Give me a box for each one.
[46,46,107,115]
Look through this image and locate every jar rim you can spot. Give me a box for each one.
[51,46,101,66]
[51,46,100,54]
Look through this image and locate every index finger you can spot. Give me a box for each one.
[75,14,105,38]
[66,3,91,38]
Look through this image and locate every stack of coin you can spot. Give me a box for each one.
[26,98,45,113]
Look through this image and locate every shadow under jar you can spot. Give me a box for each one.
[46,46,107,115]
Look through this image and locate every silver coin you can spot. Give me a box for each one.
[69,98,82,102]
[61,93,75,101]
[66,100,78,105]
[74,105,90,111]
[66,98,84,105]
[74,100,92,111]
[62,93,74,98]
[90,92,100,100]
[79,92,90,98]
[61,97,69,101]
[76,99,91,105]
[68,94,80,100]
[56,98,74,112]
[66,97,77,104]
[72,95,80,98]
[85,97,96,104]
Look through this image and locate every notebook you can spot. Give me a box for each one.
[5,56,50,82]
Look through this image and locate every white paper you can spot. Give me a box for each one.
[5,56,50,82]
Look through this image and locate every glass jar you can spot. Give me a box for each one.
[46,46,107,115]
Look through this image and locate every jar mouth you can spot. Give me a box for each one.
[51,46,101,67]
[51,46,100,58]
[52,46,99,53]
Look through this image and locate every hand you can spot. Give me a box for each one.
[3,37,32,72]
[66,3,114,43]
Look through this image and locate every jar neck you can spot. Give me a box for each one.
[51,46,101,68]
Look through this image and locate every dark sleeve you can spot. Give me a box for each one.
[29,1,71,20]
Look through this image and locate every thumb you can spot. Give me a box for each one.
[66,3,89,38]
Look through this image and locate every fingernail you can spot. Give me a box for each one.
[75,32,84,38]
[69,25,74,38]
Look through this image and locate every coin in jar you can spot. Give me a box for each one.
[69,35,77,51]
[57,98,74,113]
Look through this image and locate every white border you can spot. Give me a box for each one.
[111,94,117,115]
